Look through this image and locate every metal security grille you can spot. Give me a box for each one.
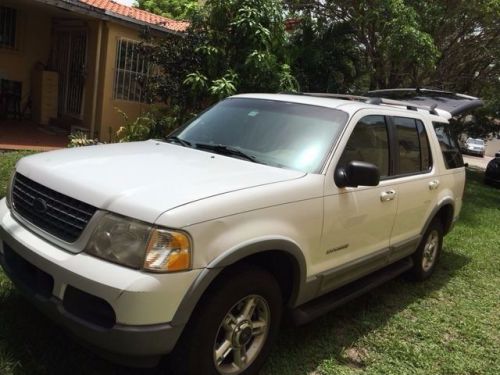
[53,29,87,117]
[12,173,97,243]
[67,31,87,115]
[113,38,150,102]
[0,6,17,49]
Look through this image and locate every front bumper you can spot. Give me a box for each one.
[0,249,181,366]
[465,148,485,156]
[0,200,202,365]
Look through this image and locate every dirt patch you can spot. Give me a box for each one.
[343,347,369,369]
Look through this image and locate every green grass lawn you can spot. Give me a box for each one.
[0,152,499,375]
[0,152,33,198]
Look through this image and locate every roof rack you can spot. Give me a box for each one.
[294,92,440,116]
[365,97,439,115]
[300,93,368,102]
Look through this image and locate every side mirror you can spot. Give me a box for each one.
[335,161,380,188]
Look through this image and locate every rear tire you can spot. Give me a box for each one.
[409,219,443,281]
[171,265,282,375]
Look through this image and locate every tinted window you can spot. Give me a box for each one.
[395,117,422,174]
[175,98,348,173]
[417,120,433,171]
[338,115,390,177]
[433,122,464,169]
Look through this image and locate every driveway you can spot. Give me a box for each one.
[463,154,493,170]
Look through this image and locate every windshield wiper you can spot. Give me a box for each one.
[195,143,257,163]
[165,136,192,147]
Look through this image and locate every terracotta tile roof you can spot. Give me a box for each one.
[79,0,189,33]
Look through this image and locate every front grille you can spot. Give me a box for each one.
[12,173,97,242]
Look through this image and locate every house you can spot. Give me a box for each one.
[0,0,188,146]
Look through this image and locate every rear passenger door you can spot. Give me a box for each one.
[387,116,438,262]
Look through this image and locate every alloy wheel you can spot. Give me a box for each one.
[422,229,439,272]
[213,295,270,374]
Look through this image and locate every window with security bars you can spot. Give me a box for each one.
[113,38,150,102]
[0,6,17,49]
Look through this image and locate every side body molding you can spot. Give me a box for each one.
[170,238,308,327]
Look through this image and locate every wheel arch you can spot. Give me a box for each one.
[171,238,307,327]
[421,198,455,236]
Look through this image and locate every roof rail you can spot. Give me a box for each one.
[365,88,483,117]
[300,93,369,102]
[371,97,440,115]
[294,92,441,116]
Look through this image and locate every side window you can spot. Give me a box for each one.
[432,122,464,169]
[338,115,390,177]
[417,120,433,171]
[394,117,422,174]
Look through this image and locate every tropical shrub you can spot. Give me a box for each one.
[115,106,182,142]
[68,131,99,148]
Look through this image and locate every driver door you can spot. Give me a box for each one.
[317,114,398,293]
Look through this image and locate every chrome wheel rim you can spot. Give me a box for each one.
[422,230,439,272]
[213,295,270,374]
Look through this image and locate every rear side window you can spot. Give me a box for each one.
[394,117,432,175]
[432,122,464,169]
[417,120,432,171]
[338,115,390,177]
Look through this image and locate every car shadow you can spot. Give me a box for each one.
[0,247,470,375]
[261,248,471,374]
[0,287,160,375]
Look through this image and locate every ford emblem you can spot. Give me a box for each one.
[33,198,48,213]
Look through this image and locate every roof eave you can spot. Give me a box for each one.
[32,0,185,36]
[101,9,186,36]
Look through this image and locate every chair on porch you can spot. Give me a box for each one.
[0,79,22,120]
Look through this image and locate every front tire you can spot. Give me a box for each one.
[409,219,443,281]
[171,265,283,375]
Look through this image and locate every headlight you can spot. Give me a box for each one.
[5,170,16,209]
[85,213,192,272]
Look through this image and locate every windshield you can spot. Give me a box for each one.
[173,98,348,173]
[468,139,485,145]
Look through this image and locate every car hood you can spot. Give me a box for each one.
[15,141,306,223]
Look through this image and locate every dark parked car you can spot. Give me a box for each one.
[485,156,500,186]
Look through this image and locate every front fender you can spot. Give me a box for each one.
[170,237,308,326]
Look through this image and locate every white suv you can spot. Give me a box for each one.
[0,93,470,374]
[462,137,486,157]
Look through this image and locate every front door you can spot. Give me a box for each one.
[318,113,398,293]
[53,29,87,118]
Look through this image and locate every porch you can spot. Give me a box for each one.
[0,120,68,151]
[1,0,174,145]
[0,0,99,141]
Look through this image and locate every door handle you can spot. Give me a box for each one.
[380,190,396,202]
[429,180,440,190]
